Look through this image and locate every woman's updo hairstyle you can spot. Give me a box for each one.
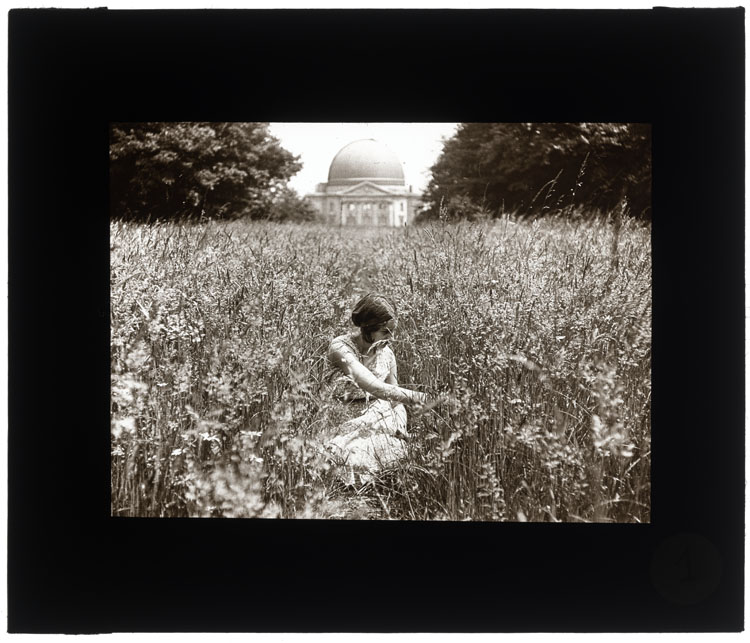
[351,293,397,342]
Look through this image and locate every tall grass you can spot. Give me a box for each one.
[111,211,651,521]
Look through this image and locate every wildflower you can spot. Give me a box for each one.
[111,416,136,439]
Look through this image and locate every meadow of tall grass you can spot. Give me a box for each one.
[110,212,651,521]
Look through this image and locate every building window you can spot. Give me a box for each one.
[349,203,355,211]
[329,201,334,212]
[400,202,404,211]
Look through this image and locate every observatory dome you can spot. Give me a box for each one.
[327,139,405,186]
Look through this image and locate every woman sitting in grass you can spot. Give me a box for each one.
[324,293,427,486]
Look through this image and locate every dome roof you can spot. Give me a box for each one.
[327,139,405,186]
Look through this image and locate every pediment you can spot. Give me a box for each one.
[340,181,393,196]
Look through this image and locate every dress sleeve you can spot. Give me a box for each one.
[383,346,398,382]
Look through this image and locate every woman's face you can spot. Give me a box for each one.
[370,319,397,344]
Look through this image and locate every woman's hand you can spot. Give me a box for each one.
[431,392,451,406]
[409,391,451,408]
[406,390,429,406]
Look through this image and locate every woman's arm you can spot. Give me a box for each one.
[328,345,426,405]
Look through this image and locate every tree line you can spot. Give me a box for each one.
[110,122,315,222]
[110,122,650,223]
[420,123,651,221]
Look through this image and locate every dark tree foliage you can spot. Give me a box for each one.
[266,187,320,223]
[110,122,302,221]
[421,123,651,220]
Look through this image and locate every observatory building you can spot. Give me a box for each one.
[305,139,423,226]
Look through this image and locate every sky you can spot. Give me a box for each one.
[268,122,458,197]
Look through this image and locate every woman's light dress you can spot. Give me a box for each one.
[324,334,408,484]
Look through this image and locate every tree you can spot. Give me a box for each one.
[266,187,320,223]
[110,122,302,221]
[422,123,651,220]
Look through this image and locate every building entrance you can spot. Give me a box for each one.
[342,200,392,226]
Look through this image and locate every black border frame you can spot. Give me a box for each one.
[8,8,744,633]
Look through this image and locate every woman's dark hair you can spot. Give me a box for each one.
[351,293,397,342]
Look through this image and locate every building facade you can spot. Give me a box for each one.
[305,139,423,226]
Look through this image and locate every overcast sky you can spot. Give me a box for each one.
[268,122,458,196]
